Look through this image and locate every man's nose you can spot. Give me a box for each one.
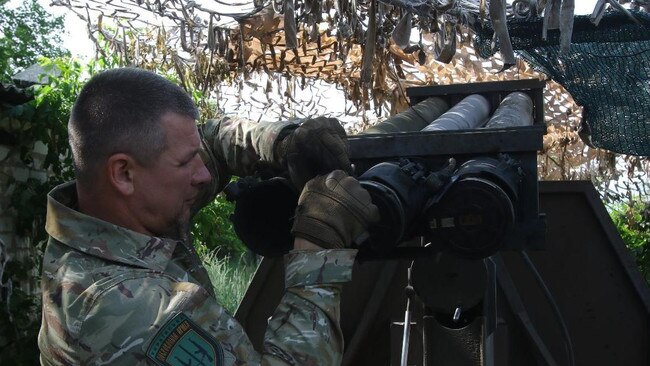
[193,162,213,186]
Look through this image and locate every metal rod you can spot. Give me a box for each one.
[401,266,415,366]
[400,297,412,366]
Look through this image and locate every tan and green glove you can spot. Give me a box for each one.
[276,117,352,190]
[291,170,380,249]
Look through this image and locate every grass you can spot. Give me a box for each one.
[201,252,259,314]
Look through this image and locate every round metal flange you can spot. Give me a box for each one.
[425,177,515,259]
[411,252,488,314]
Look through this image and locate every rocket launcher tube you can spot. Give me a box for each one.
[362,97,450,134]
[422,94,491,132]
[484,92,534,129]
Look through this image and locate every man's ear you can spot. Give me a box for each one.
[106,153,136,196]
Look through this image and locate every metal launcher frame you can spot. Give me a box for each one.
[349,79,548,255]
[235,79,650,365]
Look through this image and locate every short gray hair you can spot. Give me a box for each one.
[69,68,199,185]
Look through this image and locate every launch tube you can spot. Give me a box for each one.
[421,94,490,132]
[484,92,534,129]
[362,97,449,134]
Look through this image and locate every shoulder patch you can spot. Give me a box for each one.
[146,313,224,366]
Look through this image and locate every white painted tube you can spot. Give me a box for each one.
[421,94,491,132]
[484,92,534,129]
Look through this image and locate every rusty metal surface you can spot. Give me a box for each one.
[235,180,650,365]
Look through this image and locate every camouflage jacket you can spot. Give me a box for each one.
[199,115,301,193]
[191,115,304,204]
[38,117,356,365]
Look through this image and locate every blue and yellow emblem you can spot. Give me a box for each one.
[147,313,224,366]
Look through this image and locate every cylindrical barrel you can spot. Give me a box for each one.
[484,92,534,129]
[421,94,491,132]
[362,97,449,134]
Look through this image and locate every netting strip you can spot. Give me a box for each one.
[474,11,650,156]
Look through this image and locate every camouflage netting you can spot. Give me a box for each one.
[52,0,649,162]
[474,11,650,156]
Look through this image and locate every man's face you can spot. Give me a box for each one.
[133,112,212,239]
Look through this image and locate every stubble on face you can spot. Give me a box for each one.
[145,112,206,242]
[159,198,193,241]
[175,215,192,243]
[156,215,190,242]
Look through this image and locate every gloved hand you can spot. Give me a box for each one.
[276,117,351,190]
[291,170,380,249]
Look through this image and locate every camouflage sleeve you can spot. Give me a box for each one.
[201,115,301,178]
[263,249,357,365]
[72,249,357,366]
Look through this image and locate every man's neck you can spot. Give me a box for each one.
[76,184,154,237]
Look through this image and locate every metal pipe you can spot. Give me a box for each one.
[422,94,491,132]
[400,295,412,366]
[362,97,450,134]
[484,92,534,129]
[401,267,416,366]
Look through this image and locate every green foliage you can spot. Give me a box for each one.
[0,257,41,364]
[0,0,69,82]
[4,58,82,238]
[0,2,71,361]
[0,240,41,363]
[201,252,258,314]
[609,200,650,284]
[7,58,81,232]
[0,57,82,364]
[192,194,247,259]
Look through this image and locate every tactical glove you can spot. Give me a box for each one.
[291,170,380,249]
[276,117,352,190]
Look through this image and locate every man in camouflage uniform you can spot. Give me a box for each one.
[38,68,378,365]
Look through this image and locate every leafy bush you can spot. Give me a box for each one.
[192,193,248,259]
[1,58,80,364]
[610,200,650,284]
